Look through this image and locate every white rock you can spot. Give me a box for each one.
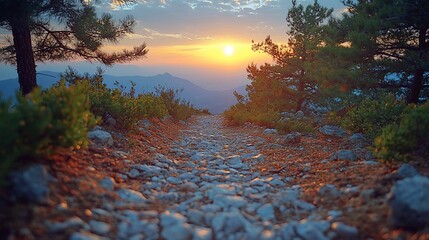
[224,213,245,234]
[319,125,347,138]
[397,163,420,179]
[10,164,51,204]
[166,176,182,185]
[280,222,297,239]
[263,128,278,134]
[329,150,358,161]
[213,195,247,208]
[47,217,88,233]
[128,169,140,178]
[295,111,305,119]
[88,130,113,146]
[160,212,187,227]
[389,176,429,230]
[331,222,359,239]
[69,231,105,240]
[89,220,111,235]
[116,189,147,203]
[131,165,162,175]
[282,132,302,144]
[257,204,276,221]
[296,222,329,240]
[318,184,340,198]
[161,223,192,240]
[193,227,212,240]
[99,177,115,191]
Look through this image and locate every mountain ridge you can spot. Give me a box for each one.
[0,71,246,114]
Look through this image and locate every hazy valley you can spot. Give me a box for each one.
[0,72,246,114]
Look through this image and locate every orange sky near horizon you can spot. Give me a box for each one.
[0,0,345,90]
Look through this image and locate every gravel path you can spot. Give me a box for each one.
[50,115,360,240]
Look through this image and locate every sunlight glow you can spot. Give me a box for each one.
[224,45,235,56]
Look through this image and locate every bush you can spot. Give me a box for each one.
[89,88,168,130]
[374,103,429,163]
[224,103,280,128]
[0,82,99,180]
[340,94,406,139]
[275,118,315,134]
[62,69,169,130]
[156,87,204,121]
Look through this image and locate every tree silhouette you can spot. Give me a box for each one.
[250,0,333,111]
[0,0,148,95]
[327,0,429,103]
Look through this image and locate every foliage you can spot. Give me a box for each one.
[0,0,147,94]
[374,103,429,162]
[225,0,332,129]
[155,86,206,121]
[325,0,429,103]
[0,82,99,180]
[62,69,168,130]
[339,94,406,139]
[63,69,205,129]
[275,118,315,134]
[224,103,279,128]
[249,0,333,112]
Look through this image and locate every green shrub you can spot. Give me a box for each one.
[275,118,315,134]
[340,94,406,139]
[156,86,203,121]
[62,69,169,130]
[224,103,280,128]
[89,88,168,130]
[0,82,99,180]
[374,103,429,163]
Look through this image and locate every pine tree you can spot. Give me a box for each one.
[0,0,148,95]
[327,0,429,103]
[250,0,333,112]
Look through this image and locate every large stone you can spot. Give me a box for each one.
[296,222,329,240]
[131,165,162,176]
[46,217,88,233]
[257,204,276,221]
[329,150,358,161]
[281,132,302,144]
[161,223,192,240]
[389,176,429,230]
[193,227,213,240]
[319,125,347,138]
[347,133,368,148]
[116,189,147,203]
[89,220,111,235]
[331,222,359,240]
[295,111,305,119]
[100,177,115,191]
[160,212,187,226]
[318,184,340,198]
[263,128,278,134]
[396,163,420,179]
[213,195,247,208]
[88,130,113,146]
[10,164,51,204]
[69,231,105,240]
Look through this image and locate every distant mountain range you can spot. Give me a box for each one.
[0,71,247,114]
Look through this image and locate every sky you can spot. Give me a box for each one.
[0,0,345,90]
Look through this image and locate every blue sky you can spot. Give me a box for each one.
[0,0,345,90]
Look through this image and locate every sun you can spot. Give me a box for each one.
[223,45,235,56]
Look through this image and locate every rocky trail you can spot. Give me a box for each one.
[2,115,429,239]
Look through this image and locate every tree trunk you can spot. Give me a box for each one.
[408,68,424,104]
[295,68,306,112]
[407,28,427,104]
[11,16,37,95]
